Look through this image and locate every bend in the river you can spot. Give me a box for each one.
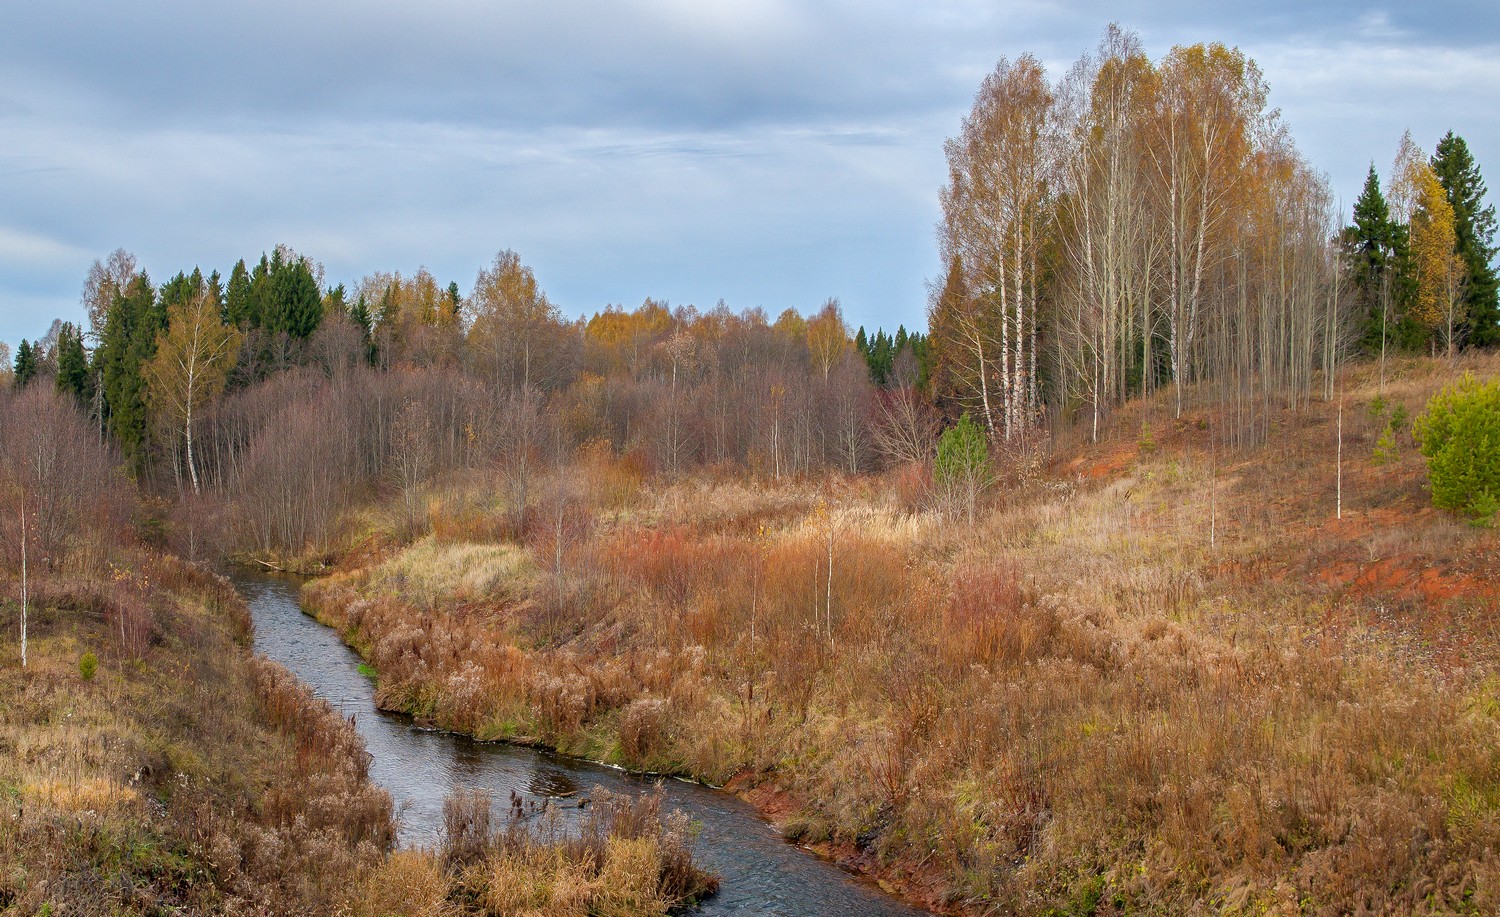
[236,570,932,917]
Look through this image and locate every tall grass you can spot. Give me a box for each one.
[305,357,1500,913]
[0,553,393,914]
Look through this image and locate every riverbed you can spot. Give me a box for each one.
[237,571,932,916]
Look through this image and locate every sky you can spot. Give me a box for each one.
[2,1,1497,350]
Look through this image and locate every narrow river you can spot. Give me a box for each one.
[237,571,932,916]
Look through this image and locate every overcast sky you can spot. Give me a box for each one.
[2,1,1496,349]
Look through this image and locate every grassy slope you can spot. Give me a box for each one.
[303,355,1500,915]
[0,553,393,914]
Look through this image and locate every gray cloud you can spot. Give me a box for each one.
[2,2,1496,347]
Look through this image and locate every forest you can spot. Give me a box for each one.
[4,23,1500,917]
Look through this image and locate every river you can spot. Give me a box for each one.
[236,571,932,916]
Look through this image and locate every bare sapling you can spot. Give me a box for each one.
[19,503,27,669]
[1336,391,1344,520]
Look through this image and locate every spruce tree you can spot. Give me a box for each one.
[1432,132,1500,346]
[225,258,254,326]
[93,274,164,467]
[14,339,36,387]
[324,283,348,316]
[55,323,92,404]
[350,294,376,364]
[265,256,322,339]
[1345,164,1408,352]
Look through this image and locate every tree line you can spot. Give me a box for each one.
[929,25,1497,447]
[5,244,934,554]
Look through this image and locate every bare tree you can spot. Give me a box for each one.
[873,384,939,466]
[391,399,436,536]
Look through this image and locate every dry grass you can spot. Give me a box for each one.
[304,355,1500,914]
[363,536,535,612]
[356,787,718,917]
[0,553,394,915]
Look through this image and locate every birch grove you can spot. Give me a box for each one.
[933,26,1351,446]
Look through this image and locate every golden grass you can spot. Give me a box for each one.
[363,536,535,611]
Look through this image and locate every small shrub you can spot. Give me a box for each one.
[1373,402,1412,465]
[934,413,991,525]
[1413,373,1500,523]
[79,651,98,681]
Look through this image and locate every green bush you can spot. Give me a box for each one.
[1372,404,1409,465]
[1413,374,1500,525]
[79,651,98,681]
[934,413,992,525]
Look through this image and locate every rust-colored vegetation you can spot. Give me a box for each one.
[301,354,1500,914]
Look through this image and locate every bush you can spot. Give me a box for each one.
[1372,404,1407,465]
[933,413,991,525]
[79,651,97,681]
[1413,374,1500,524]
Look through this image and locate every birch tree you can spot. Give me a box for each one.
[939,53,1054,441]
[1145,43,1265,418]
[1054,25,1158,439]
[1410,161,1467,359]
[145,290,241,494]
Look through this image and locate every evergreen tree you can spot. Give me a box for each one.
[55,323,92,404]
[1432,132,1500,346]
[283,258,323,338]
[160,269,206,314]
[14,339,36,387]
[93,273,165,466]
[350,294,376,364]
[206,269,224,315]
[350,294,373,337]
[225,259,253,326]
[1343,164,1423,351]
[263,254,323,339]
[324,283,348,316]
[248,252,274,328]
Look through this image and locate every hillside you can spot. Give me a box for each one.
[293,354,1500,914]
[0,554,393,913]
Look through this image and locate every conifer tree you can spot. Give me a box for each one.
[225,259,253,326]
[93,273,165,466]
[55,323,92,404]
[1347,166,1395,331]
[264,255,322,339]
[14,339,37,387]
[1432,132,1500,346]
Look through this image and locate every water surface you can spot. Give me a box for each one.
[238,571,930,916]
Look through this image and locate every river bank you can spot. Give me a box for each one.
[0,555,392,913]
[239,568,934,915]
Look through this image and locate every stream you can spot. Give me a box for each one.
[236,571,932,916]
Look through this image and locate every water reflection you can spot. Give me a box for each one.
[528,766,580,799]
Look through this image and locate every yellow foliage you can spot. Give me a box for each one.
[1409,160,1465,345]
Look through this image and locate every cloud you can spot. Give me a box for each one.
[0,227,89,266]
[1,1,1497,348]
